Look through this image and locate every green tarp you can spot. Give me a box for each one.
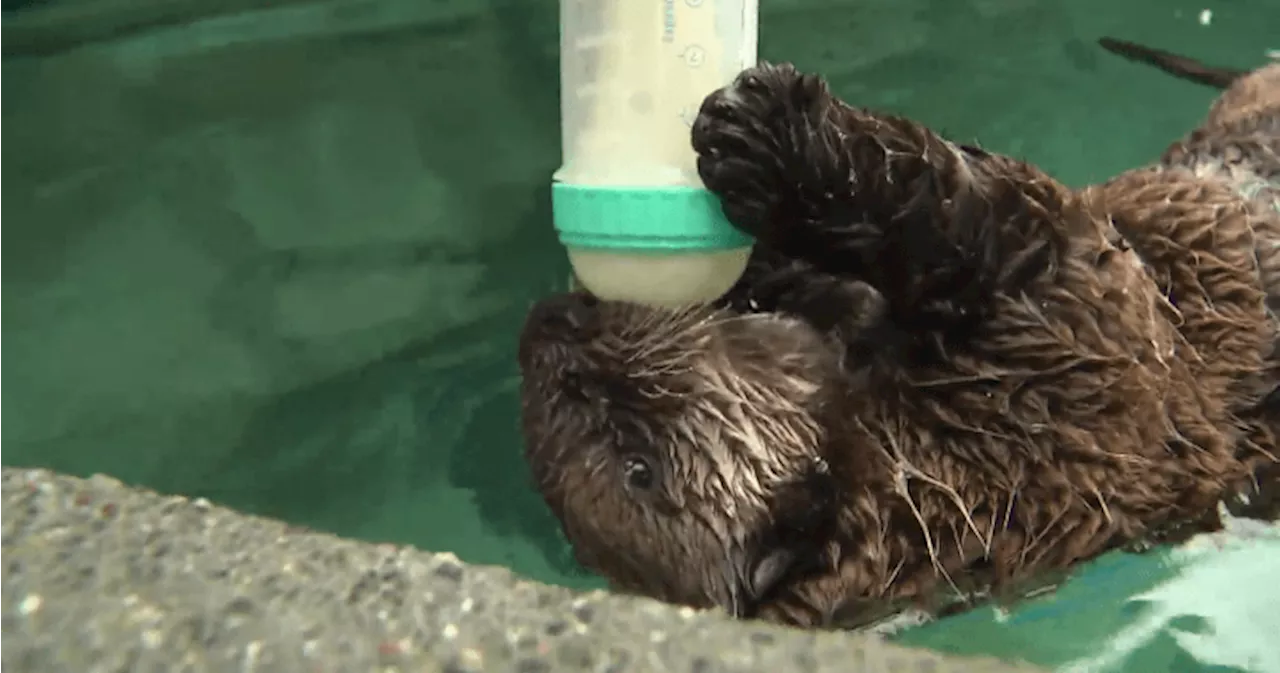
[3,0,1277,669]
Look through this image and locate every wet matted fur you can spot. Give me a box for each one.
[517,46,1280,629]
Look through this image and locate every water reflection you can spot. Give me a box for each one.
[897,515,1280,673]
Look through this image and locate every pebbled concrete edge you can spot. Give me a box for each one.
[1,467,1046,673]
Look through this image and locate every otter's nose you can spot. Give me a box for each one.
[524,293,600,343]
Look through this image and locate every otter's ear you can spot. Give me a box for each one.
[748,549,797,600]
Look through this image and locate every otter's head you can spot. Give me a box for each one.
[517,292,844,616]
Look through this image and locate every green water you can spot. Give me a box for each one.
[897,520,1280,672]
[2,0,1276,669]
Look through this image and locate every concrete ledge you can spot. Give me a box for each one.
[1,467,1046,672]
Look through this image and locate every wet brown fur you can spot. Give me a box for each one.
[518,48,1280,629]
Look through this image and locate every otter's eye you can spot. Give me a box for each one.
[621,454,655,491]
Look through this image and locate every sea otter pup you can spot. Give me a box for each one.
[518,47,1280,629]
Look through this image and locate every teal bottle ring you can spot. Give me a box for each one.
[552,183,755,251]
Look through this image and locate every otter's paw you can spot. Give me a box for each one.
[692,62,833,239]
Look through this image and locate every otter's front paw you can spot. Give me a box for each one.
[692,62,833,240]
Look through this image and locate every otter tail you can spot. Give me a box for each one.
[1098,37,1246,89]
